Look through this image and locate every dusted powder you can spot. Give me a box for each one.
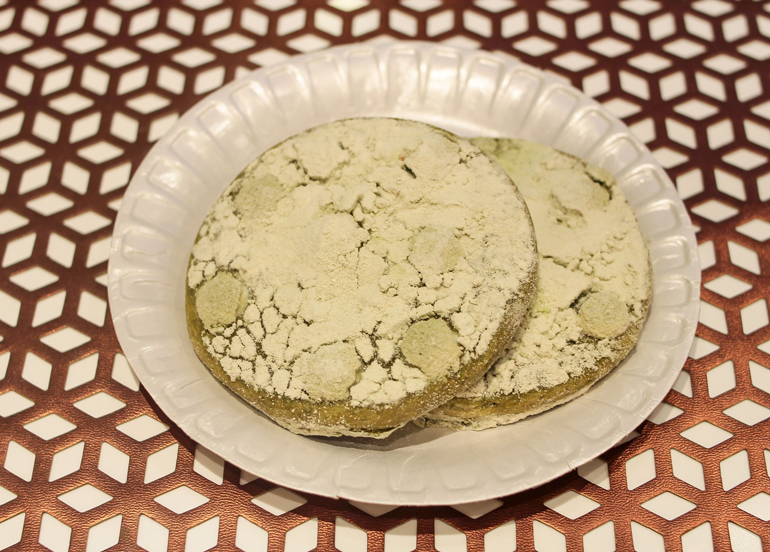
[186,119,537,425]
[425,138,652,430]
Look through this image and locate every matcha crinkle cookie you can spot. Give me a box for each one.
[422,138,653,431]
[185,119,538,438]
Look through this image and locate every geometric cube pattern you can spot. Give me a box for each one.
[1,0,769,550]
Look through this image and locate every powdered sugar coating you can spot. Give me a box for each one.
[186,119,537,435]
[425,138,652,430]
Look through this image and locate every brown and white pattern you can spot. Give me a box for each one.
[0,0,768,550]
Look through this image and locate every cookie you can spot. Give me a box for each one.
[423,138,653,430]
[186,119,538,438]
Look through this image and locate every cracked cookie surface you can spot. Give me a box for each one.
[185,119,538,438]
[423,138,653,431]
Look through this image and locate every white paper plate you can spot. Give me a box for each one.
[108,42,700,505]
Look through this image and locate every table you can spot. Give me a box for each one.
[1,1,769,550]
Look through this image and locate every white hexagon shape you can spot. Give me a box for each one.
[285,518,318,552]
[77,291,107,327]
[707,119,735,149]
[426,10,453,37]
[10,266,59,291]
[664,38,706,59]
[4,441,35,481]
[0,289,21,327]
[63,33,107,54]
[86,514,122,552]
[235,518,268,552]
[671,449,705,490]
[728,241,761,274]
[24,413,76,440]
[501,11,528,37]
[116,414,169,441]
[78,141,124,164]
[65,353,99,390]
[137,515,170,552]
[194,66,226,94]
[385,519,417,552]
[737,219,770,242]
[58,484,113,512]
[743,114,770,152]
[464,10,492,38]
[112,353,140,391]
[126,92,171,113]
[287,34,331,53]
[514,36,557,56]
[704,275,752,299]
[583,521,615,552]
[145,443,179,484]
[0,391,34,418]
[173,47,216,68]
[138,33,181,53]
[70,111,102,142]
[681,522,713,552]
[27,192,74,216]
[720,450,750,491]
[674,98,719,120]
[0,513,25,550]
[335,517,366,552]
[706,360,736,397]
[185,516,220,552]
[19,161,52,193]
[723,149,768,171]
[252,486,307,515]
[481,519,516,551]
[86,236,112,268]
[532,521,565,552]
[737,492,770,522]
[626,449,656,490]
[544,490,600,519]
[49,441,85,482]
[728,522,763,552]
[434,519,466,552]
[64,210,111,234]
[749,361,770,394]
[641,492,696,520]
[553,51,596,72]
[699,300,727,334]
[248,48,291,67]
[691,329,714,357]
[680,421,733,448]
[0,141,45,163]
[155,486,210,514]
[21,351,52,390]
[577,457,610,489]
[665,118,696,148]
[742,299,769,335]
[40,327,91,352]
[2,234,37,268]
[212,33,256,53]
[74,392,126,418]
[660,71,687,101]
[39,513,72,552]
[724,400,770,426]
[451,498,503,519]
[673,369,693,397]
[652,146,689,168]
[194,445,225,485]
[351,9,380,36]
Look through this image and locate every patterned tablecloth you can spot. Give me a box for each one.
[1,1,769,551]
